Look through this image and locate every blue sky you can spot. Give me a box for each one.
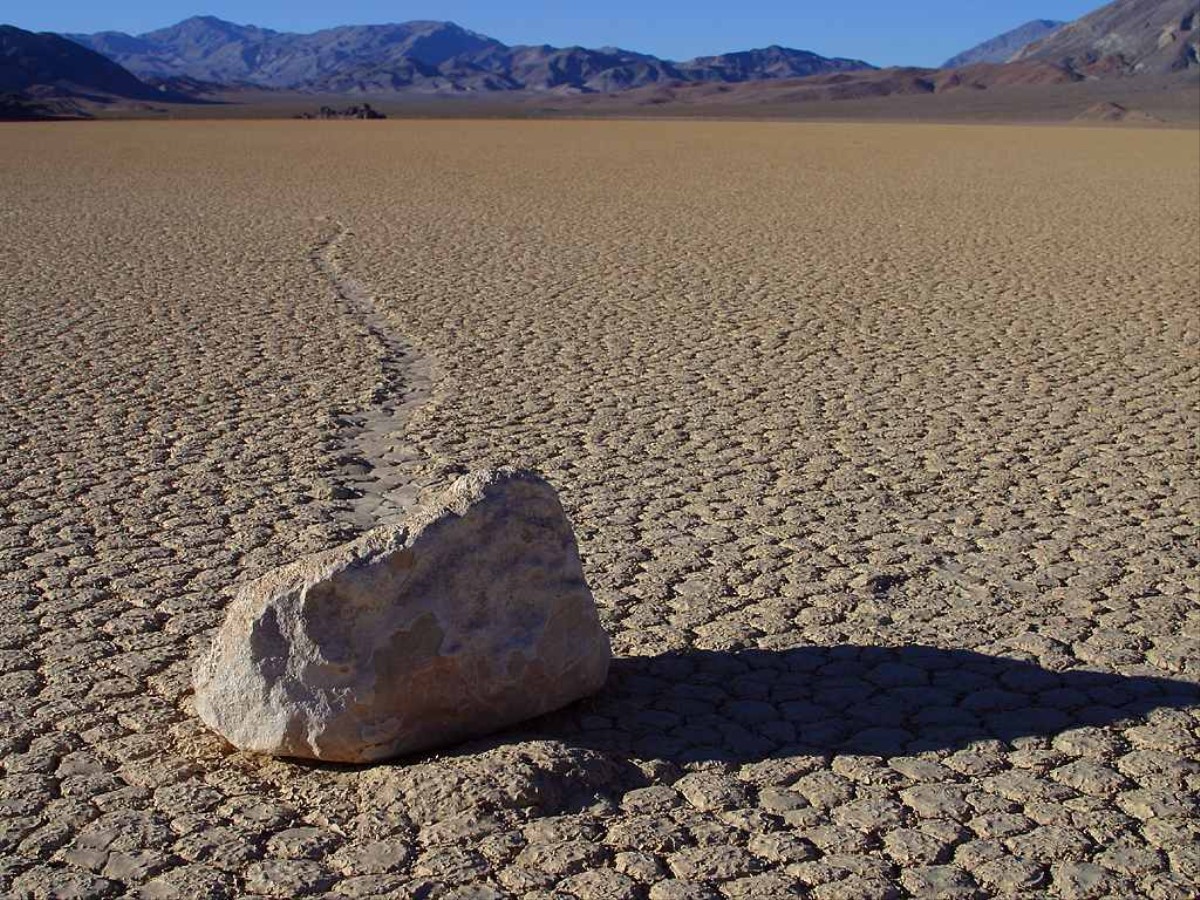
[11,1,1103,68]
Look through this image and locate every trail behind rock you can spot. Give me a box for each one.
[309,218,433,529]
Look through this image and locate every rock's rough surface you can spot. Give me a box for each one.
[193,468,610,762]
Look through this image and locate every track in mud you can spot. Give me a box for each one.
[309,218,433,530]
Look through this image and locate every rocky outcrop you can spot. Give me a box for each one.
[295,103,387,119]
[1075,99,1161,121]
[193,468,610,763]
[1012,0,1199,75]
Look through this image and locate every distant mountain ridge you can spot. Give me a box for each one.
[943,20,1067,68]
[66,16,875,93]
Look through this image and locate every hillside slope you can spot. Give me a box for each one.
[943,20,1066,67]
[1,24,159,98]
[1012,0,1199,74]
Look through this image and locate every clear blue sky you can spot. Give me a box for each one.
[10,1,1103,67]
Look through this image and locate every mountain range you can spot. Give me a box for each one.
[3,0,1197,121]
[66,17,874,94]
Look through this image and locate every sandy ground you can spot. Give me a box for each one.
[1,120,1198,899]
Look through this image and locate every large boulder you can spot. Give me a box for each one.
[193,468,611,762]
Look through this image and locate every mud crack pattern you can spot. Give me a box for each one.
[308,218,433,529]
[1,121,1198,899]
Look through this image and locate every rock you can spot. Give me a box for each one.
[193,468,610,762]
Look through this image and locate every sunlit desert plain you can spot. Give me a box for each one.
[1,120,1198,898]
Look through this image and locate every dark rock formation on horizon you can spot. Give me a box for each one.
[296,103,387,119]
[66,16,875,94]
[943,19,1066,68]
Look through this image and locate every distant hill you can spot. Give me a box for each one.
[943,20,1066,68]
[66,16,874,94]
[682,46,875,82]
[549,61,1084,110]
[1,24,160,99]
[1012,0,1199,75]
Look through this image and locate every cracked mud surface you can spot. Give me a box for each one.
[1,120,1198,899]
[308,218,432,529]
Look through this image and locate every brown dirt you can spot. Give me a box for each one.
[1,120,1198,899]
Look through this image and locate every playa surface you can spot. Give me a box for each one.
[1,120,1197,899]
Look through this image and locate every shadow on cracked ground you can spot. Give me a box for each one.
[520,645,1200,765]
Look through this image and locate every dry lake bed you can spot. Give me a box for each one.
[1,120,1198,899]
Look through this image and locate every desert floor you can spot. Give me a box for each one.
[1,120,1197,899]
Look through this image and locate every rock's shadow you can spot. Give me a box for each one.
[531,645,1199,763]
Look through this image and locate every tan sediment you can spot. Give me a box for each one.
[1,120,1197,899]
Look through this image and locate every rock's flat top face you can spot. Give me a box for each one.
[193,468,611,762]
